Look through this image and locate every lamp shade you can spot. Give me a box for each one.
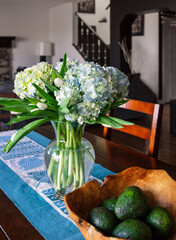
[38,41,52,56]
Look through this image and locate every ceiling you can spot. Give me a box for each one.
[0,0,74,8]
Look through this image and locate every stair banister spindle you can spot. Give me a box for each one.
[74,12,110,66]
[83,23,87,54]
[78,18,82,48]
[88,29,93,60]
[94,35,98,63]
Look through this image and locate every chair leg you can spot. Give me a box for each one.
[150,157,157,169]
[103,126,112,140]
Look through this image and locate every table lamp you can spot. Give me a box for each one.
[38,41,52,62]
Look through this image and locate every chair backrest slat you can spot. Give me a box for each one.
[103,99,163,159]
[114,125,151,140]
[119,99,155,115]
[149,104,163,158]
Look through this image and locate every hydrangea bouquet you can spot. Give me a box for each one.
[0,54,132,198]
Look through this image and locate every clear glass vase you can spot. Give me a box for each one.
[44,120,95,200]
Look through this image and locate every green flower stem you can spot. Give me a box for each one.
[72,151,76,189]
[66,130,74,187]
[61,121,69,188]
[57,122,61,147]
[84,148,95,164]
[73,170,77,191]
[53,161,58,189]
[47,120,94,195]
[79,150,85,187]
[57,150,64,190]
[68,122,81,184]
[74,150,79,183]
[62,152,67,189]
[72,141,79,186]
[47,156,55,178]
[67,150,73,186]
[66,121,70,148]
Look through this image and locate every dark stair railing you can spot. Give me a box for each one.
[73,12,110,66]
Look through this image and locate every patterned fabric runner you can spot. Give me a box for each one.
[0,130,114,240]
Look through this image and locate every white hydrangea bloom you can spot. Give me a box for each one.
[13,62,53,99]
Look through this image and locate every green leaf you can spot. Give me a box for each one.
[26,97,38,105]
[60,98,70,108]
[101,102,111,114]
[47,102,58,110]
[85,115,123,128]
[60,107,69,114]
[40,78,58,92]
[102,99,129,114]
[117,92,123,99]
[27,105,37,112]
[60,53,67,77]
[85,115,133,128]
[84,119,96,124]
[8,109,58,125]
[0,97,26,107]
[111,99,129,109]
[52,69,63,80]
[107,116,134,126]
[1,104,29,113]
[97,115,123,128]
[28,109,58,118]
[8,114,36,125]
[27,96,58,111]
[5,118,50,153]
[3,139,11,152]
[32,83,58,106]
[58,113,65,121]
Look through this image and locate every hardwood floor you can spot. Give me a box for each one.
[159,104,176,166]
[86,104,176,167]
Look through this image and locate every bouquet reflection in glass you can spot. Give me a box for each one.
[0,53,133,199]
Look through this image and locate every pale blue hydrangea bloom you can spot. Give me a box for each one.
[14,62,53,99]
[105,66,129,99]
[55,59,129,124]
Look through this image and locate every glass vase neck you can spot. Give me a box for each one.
[51,120,85,139]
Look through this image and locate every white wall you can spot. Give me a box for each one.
[0,0,106,79]
[0,2,50,77]
[132,12,159,97]
[77,0,110,44]
[49,2,84,65]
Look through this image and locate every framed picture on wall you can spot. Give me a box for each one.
[78,0,95,14]
[132,15,144,36]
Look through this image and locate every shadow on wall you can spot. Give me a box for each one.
[127,73,157,103]
[114,73,157,120]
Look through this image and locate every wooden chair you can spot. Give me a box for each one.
[0,92,16,130]
[103,99,163,165]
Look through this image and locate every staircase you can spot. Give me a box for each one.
[73,13,110,66]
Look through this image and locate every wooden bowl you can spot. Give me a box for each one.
[64,167,176,240]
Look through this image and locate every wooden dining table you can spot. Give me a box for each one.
[0,125,176,240]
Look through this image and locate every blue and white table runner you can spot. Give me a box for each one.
[0,130,113,240]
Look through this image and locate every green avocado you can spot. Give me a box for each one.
[102,197,118,211]
[112,218,152,240]
[87,206,118,236]
[114,186,150,220]
[145,206,175,239]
